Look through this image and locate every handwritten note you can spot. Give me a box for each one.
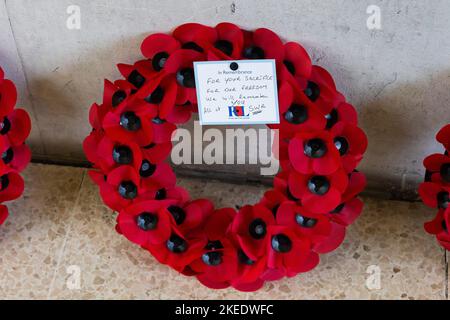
[194,60,279,125]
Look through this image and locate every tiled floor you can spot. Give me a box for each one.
[0,163,447,299]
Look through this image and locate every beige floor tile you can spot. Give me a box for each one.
[0,164,85,299]
[0,164,446,299]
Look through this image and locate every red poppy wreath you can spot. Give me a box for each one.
[0,67,32,226]
[419,124,450,249]
[83,23,368,291]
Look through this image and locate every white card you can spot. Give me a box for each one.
[194,59,279,125]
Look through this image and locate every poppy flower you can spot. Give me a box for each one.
[145,185,190,204]
[99,165,143,211]
[190,238,239,289]
[172,23,217,52]
[103,79,135,109]
[0,77,17,118]
[436,124,450,152]
[116,200,176,246]
[207,22,244,60]
[242,28,284,61]
[330,122,368,173]
[0,169,25,203]
[298,66,345,116]
[271,82,326,139]
[0,143,31,173]
[278,41,312,86]
[231,251,267,292]
[0,204,8,226]
[82,129,104,167]
[327,197,364,227]
[138,160,176,191]
[141,33,181,73]
[116,59,165,95]
[419,182,450,210]
[288,168,349,213]
[102,97,154,146]
[424,208,450,250]
[145,228,207,272]
[342,171,367,201]
[95,135,142,173]
[312,222,346,254]
[324,101,358,130]
[288,130,341,175]
[164,200,208,236]
[259,189,289,217]
[264,225,318,277]
[124,73,177,119]
[163,49,205,105]
[276,202,332,246]
[231,204,276,260]
[273,170,301,202]
[424,153,450,184]
[0,109,31,146]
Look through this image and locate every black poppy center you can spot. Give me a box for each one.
[248,218,267,239]
[271,234,292,253]
[271,204,280,217]
[304,138,327,158]
[205,240,224,251]
[144,86,165,104]
[139,160,156,178]
[286,187,299,201]
[440,163,450,183]
[214,40,233,56]
[168,205,186,225]
[295,214,318,228]
[237,249,255,265]
[120,111,141,131]
[118,181,137,199]
[152,116,166,124]
[334,137,349,156]
[0,174,9,191]
[181,41,204,52]
[308,176,330,195]
[325,109,338,129]
[2,148,14,164]
[127,70,146,88]
[0,117,11,135]
[437,191,449,209]
[304,81,320,101]
[283,60,296,75]
[166,234,187,253]
[243,46,265,59]
[112,145,132,165]
[176,68,196,88]
[284,104,308,125]
[330,203,345,214]
[112,90,127,107]
[155,188,166,200]
[202,251,223,266]
[136,212,158,231]
[152,52,169,72]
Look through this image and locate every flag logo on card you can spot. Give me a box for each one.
[228,106,249,118]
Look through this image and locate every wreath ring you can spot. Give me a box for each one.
[419,124,450,249]
[0,67,32,227]
[84,23,368,291]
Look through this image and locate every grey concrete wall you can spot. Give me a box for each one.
[1,0,449,197]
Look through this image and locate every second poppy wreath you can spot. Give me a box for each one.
[419,124,450,249]
[84,23,368,291]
